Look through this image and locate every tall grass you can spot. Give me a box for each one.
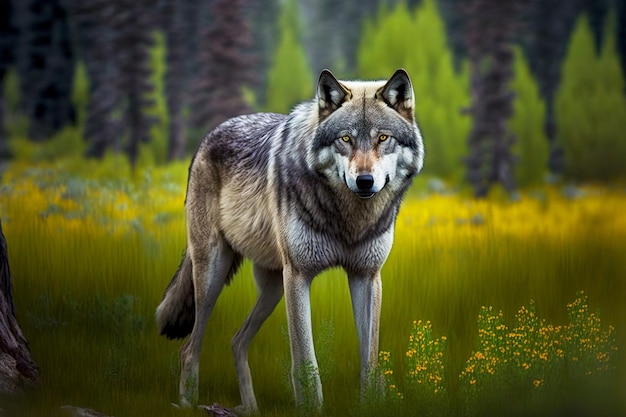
[0,159,624,416]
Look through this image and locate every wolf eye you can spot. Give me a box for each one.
[341,135,351,142]
[379,134,388,142]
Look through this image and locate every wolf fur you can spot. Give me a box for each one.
[156,69,424,413]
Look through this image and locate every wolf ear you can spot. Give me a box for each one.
[376,69,415,122]
[317,69,351,120]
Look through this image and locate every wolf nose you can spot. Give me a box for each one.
[356,174,374,191]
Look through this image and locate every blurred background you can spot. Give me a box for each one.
[0,0,625,194]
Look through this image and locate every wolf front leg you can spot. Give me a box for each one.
[348,271,383,399]
[283,266,323,413]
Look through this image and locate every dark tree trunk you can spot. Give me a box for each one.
[162,0,191,161]
[464,0,525,197]
[71,0,155,165]
[0,221,38,394]
[116,0,155,167]
[189,0,257,133]
[15,0,76,141]
[520,0,580,175]
[70,0,123,158]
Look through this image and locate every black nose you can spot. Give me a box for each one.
[356,174,374,191]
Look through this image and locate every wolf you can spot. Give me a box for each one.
[156,68,424,413]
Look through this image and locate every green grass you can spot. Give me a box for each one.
[0,158,625,416]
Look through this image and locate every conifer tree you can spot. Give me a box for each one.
[463,0,526,197]
[555,14,626,181]
[520,0,579,175]
[70,0,122,158]
[265,0,313,114]
[189,0,257,132]
[162,0,188,161]
[115,0,156,166]
[509,48,549,186]
[15,0,76,141]
[72,0,156,165]
[161,0,204,160]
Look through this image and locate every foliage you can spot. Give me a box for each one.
[372,294,617,417]
[358,0,470,180]
[509,47,550,186]
[403,320,450,416]
[264,0,314,114]
[457,293,616,416]
[555,13,626,181]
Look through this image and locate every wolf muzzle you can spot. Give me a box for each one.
[356,174,376,199]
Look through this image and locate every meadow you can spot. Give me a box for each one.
[0,155,625,417]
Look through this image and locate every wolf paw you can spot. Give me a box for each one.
[199,403,240,417]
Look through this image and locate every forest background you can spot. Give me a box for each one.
[0,0,625,416]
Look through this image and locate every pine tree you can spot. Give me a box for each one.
[520,0,580,175]
[115,0,156,166]
[161,0,187,160]
[71,0,156,165]
[463,0,527,197]
[509,47,549,186]
[189,0,257,133]
[71,0,123,158]
[555,14,626,181]
[160,0,204,160]
[15,0,76,141]
[264,0,314,114]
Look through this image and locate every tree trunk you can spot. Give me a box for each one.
[0,220,38,394]
[463,0,524,197]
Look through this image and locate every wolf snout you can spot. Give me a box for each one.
[355,174,376,199]
[356,174,374,191]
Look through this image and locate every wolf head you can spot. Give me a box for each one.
[310,69,424,200]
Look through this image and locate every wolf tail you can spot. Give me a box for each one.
[156,249,195,339]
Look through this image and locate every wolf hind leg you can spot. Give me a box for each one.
[232,264,283,414]
[178,234,236,408]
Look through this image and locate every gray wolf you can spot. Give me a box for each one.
[156,69,424,413]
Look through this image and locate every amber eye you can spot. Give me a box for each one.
[379,134,388,142]
[341,135,351,142]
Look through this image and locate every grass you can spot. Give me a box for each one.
[0,157,625,416]
[370,293,618,417]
